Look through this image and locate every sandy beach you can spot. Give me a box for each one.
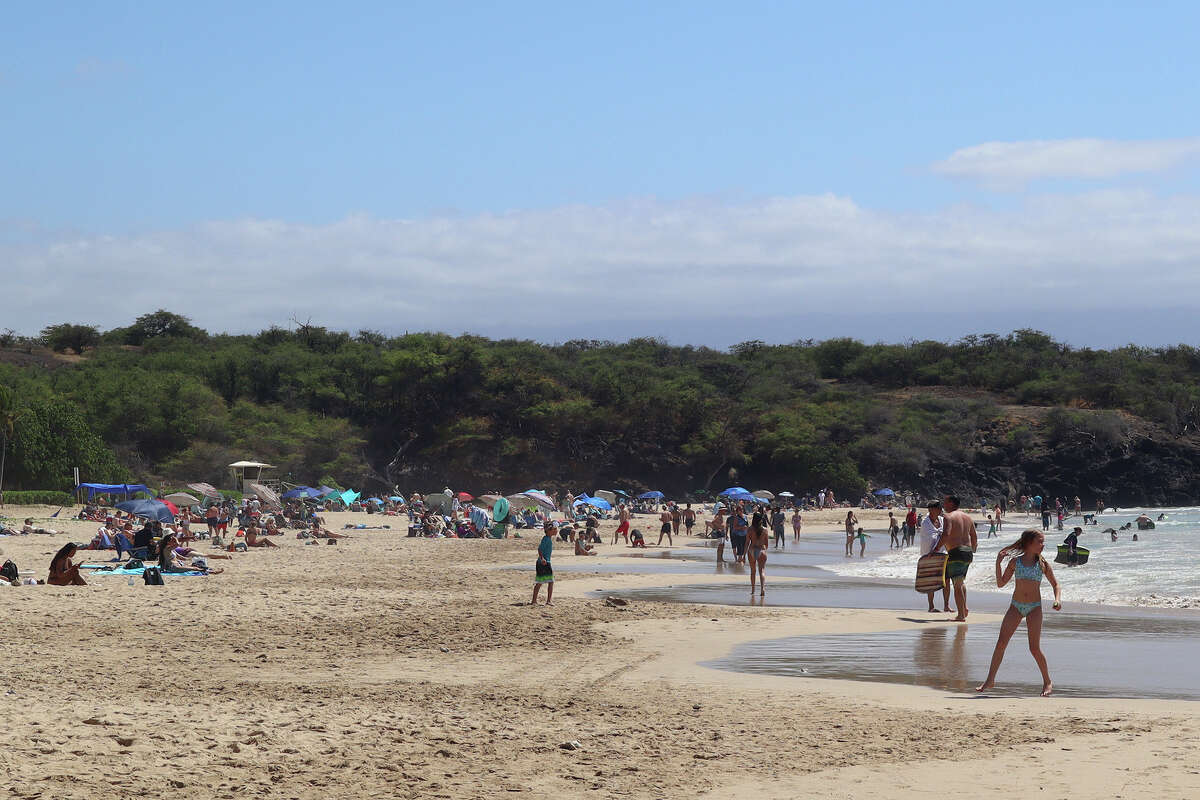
[0,503,1196,799]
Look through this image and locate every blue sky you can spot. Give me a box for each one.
[5,2,1200,345]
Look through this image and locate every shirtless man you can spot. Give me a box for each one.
[670,504,682,537]
[613,504,631,545]
[747,515,769,596]
[657,508,673,546]
[682,504,696,537]
[940,495,978,621]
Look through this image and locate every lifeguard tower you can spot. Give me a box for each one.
[228,460,278,494]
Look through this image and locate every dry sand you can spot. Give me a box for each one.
[0,503,1195,799]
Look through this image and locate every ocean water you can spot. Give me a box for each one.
[827,507,1200,609]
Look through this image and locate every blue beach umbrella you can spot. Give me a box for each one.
[574,496,612,511]
[638,491,665,499]
[389,495,405,502]
[719,487,750,497]
[874,488,895,497]
[115,499,175,523]
[282,486,323,499]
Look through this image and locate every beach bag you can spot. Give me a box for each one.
[142,567,164,585]
[0,560,18,584]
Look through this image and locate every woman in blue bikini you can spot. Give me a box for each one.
[977,529,1062,696]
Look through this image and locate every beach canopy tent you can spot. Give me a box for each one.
[873,488,895,497]
[116,499,175,523]
[162,492,199,507]
[521,490,558,511]
[638,491,665,500]
[76,483,152,501]
[282,486,323,499]
[719,487,750,497]
[339,489,360,506]
[188,482,221,500]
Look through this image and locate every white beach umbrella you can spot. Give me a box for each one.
[163,491,200,506]
[752,490,775,500]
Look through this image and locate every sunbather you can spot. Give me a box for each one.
[244,525,278,548]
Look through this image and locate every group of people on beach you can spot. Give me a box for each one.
[911,495,1064,695]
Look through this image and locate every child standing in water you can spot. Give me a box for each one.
[977,529,1062,696]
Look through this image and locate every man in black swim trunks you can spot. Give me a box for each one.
[657,508,673,546]
[941,495,978,622]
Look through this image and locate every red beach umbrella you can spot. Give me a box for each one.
[456,491,474,501]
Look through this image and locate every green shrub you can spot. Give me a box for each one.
[1,490,76,506]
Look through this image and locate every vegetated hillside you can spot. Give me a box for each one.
[4,313,1200,504]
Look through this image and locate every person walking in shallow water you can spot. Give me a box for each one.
[977,529,1062,696]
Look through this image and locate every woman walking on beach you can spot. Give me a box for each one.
[791,509,802,543]
[977,529,1062,696]
[531,522,555,606]
[747,514,769,595]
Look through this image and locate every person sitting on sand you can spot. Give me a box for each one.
[244,525,278,548]
[977,529,1062,696]
[574,535,597,556]
[158,532,225,573]
[48,543,86,586]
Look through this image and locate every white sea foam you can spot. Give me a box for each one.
[826,507,1200,609]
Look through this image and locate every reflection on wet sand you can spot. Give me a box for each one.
[705,612,1200,699]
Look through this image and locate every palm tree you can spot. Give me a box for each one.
[0,385,18,506]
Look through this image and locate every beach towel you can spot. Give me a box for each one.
[80,564,206,577]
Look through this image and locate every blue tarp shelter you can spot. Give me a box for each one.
[76,483,152,501]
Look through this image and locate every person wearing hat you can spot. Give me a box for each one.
[1063,526,1083,566]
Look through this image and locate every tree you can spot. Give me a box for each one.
[40,323,100,354]
[119,310,207,346]
[0,385,19,504]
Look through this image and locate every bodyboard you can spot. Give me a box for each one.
[915,552,948,592]
[1054,545,1090,565]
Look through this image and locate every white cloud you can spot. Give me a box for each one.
[932,138,1200,187]
[8,190,1200,342]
